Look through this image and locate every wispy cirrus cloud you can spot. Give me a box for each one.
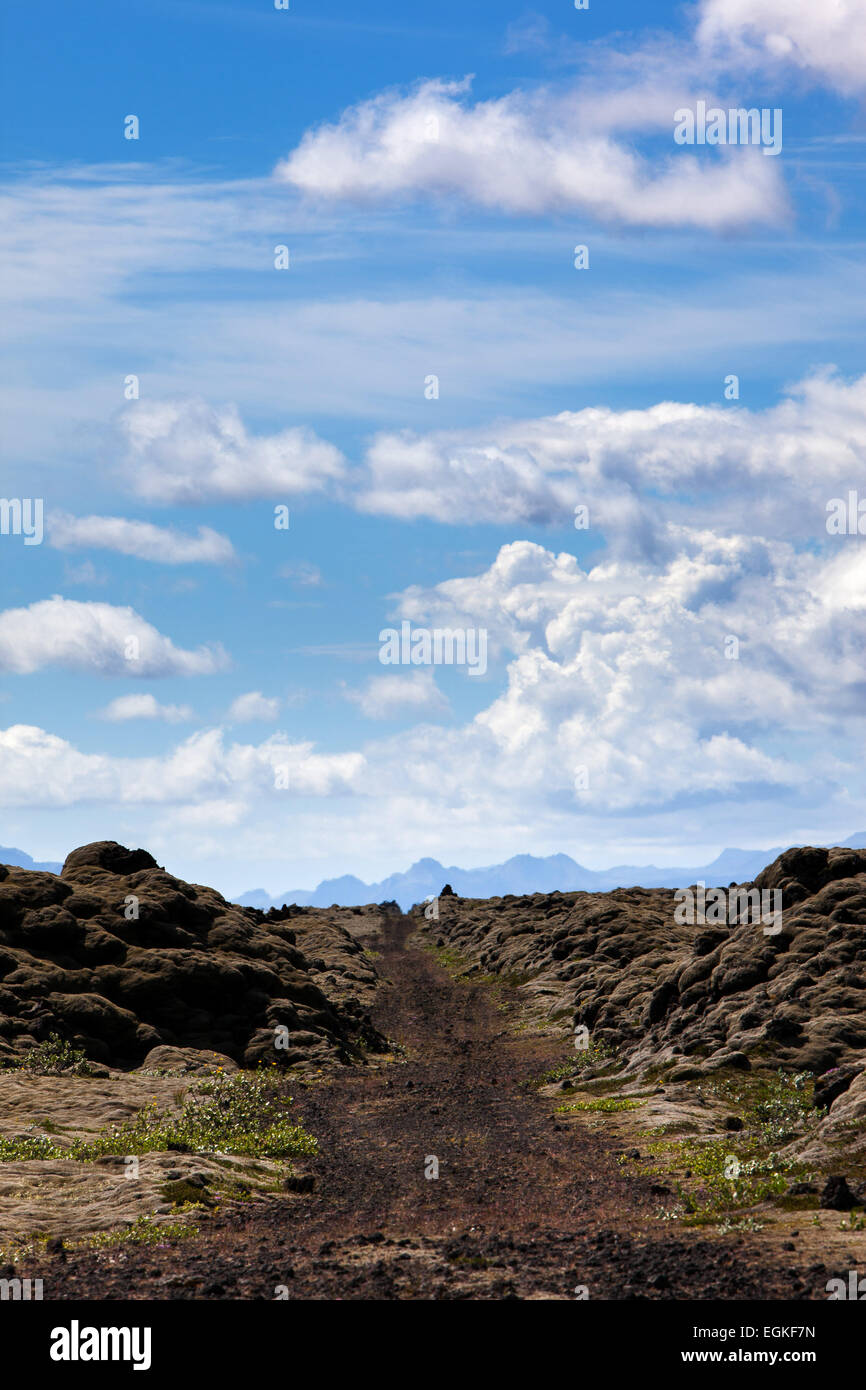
[278,560,324,588]
[2,159,864,478]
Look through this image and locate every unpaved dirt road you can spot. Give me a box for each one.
[35,916,829,1299]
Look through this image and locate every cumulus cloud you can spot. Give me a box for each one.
[49,513,235,565]
[119,397,347,504]
[344,670,449,720]
[386,534,866,812]
[99,694,195,723]
[15,535,861,814]
[0,725,365,808]
[5,534,866,871]
[0,597,228,677]
[697,0,866,94]
[275,77,787,231]
[356,370,866,551]
[227,691,281,722]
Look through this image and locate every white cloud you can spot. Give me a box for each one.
[7,534,866,825]
[6,533,866,884]
[0,725,365,808]
[275,77,787,231]
[49,513,235,565]
[279,561,324,587]
[118,397,346,504]
[0,170,272,312]
[4,160,865,463]
[99,694,195,723]
[356,370,866,550]
[61,560,109,587]
[384,533,866,813]
[0,597,229,677]
[227,691,281,722]
[344,670,449,720]
[697,0,866,94]
[503,13,552,55]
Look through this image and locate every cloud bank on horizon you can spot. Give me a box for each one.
[2,0,866,894]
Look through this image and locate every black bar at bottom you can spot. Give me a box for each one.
[1,1297,858,1377]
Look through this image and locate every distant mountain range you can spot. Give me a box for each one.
[236,834,866,913]
[0,845,63,873]
[5,836,865,916]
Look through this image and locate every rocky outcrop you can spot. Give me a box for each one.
[415,846,866,1080]
[0,842,388,1069]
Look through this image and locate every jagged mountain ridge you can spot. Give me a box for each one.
[236,834,866,912]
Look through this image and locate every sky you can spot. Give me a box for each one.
[2,0,866,896]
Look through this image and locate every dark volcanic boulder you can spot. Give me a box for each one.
[415,845,866,1079]
[62,842,159,877]
[820,1175,857,1211]
[0,842,387,1069]
[815,1065,863,1112]
[753,846,866,904]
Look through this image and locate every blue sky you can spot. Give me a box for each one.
[2,0,866,895]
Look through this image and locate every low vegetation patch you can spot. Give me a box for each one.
[86,1214,201,1250]
[533,1040,619,1088]
[700,1069,820,1146]
[160,1179,211,1208]
[0,1214,201,1265]
[10,1034,95,1077]
[0,1071,317,1163]
[556,1096,642,1114]
[640,1070,824,1226]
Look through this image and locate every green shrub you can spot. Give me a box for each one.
[16,1034,94,1077]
